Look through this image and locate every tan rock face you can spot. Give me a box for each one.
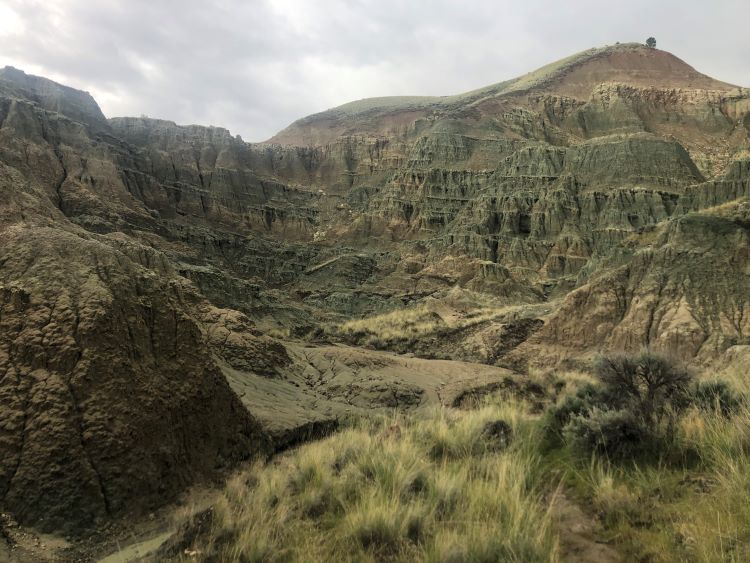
[0,226,272,533]
[516,208,750,366]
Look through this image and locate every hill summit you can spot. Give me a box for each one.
[270,43,739,145]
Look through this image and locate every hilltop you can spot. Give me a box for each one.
[270,43,738,145]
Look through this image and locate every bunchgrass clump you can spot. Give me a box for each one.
[690,379,744,417]
[186,405,557,562]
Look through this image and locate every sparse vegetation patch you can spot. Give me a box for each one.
[169,404,558,562]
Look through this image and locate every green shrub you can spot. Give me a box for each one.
[691,380,743,417]
[546,352,696,457]
[541,384,607,447]
[564,408,649,459]
[594,351,693,435]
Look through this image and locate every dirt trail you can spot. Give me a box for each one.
[551,491,622,563]
[97,531,173,562]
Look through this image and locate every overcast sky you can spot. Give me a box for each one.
[0,0,747,141]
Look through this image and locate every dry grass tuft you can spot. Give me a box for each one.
[185,404,558,562]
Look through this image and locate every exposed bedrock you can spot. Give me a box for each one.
[0,226,271,533]
[515,206,750,365]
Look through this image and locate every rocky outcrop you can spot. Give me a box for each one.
[0,224,272,533]
[0,75,275,534]
[515,202,750,366]
[0,66,107,131]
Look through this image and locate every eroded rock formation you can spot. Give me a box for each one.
[1,42,749,533]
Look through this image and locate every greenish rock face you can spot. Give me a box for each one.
[0,43,749,534]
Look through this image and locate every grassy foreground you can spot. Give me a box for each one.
[171,365,750,562]
[558,367,750,562]
[186,403,558,562]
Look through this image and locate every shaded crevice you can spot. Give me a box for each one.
[1,376,30,503]
[0,99,10,130]
[63,372,112,517]
[53,146,68,212]
[169,156,179,181]
[612,282,631,323]
[487,237,499,263]
[518,213,531,236]
[272,419,339,452]
[644,274,667,346]
[194,153,205,188]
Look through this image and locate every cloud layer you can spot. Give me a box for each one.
[1,0,747,141]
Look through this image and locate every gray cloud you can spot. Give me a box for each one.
[1,0,747,141]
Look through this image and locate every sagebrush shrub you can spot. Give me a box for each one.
[564,408,649,459]
[548,351,696,457]
[542,384,603,447]
[594,351,693,434]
